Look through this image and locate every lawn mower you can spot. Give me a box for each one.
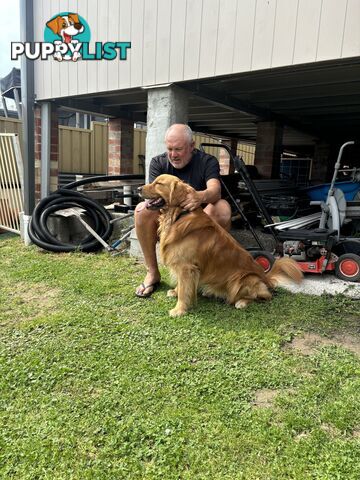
[200,142,279,273]
[200,141,360,282]
[271,141,360,282]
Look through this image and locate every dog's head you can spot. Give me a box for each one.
[138,174,194,210]
[46,14,84,40]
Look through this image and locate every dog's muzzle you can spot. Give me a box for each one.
[137,186,165,210]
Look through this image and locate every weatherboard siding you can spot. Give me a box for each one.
[34,0,360,100]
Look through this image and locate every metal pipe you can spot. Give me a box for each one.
[20,0,35,216]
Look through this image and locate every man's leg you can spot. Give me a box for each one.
[134,202,161,296]
[204,199,232,231]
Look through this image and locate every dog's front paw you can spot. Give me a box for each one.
[235,299,250,309]
[167,289,177,298]
[169,307,187,317]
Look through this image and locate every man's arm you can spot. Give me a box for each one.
[181,178,221,211]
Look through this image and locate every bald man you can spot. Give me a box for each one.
[135,123,232,297]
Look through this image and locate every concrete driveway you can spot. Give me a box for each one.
[283,273,360,298]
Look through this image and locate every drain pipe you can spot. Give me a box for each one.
[20,0,35,245]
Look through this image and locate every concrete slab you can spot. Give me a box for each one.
[282,274,360,298]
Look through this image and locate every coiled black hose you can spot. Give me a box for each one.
[28,174,144,252]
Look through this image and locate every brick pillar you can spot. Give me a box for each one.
[34,106,41,201]
[254,121,283,178]
[312,141,334,184]
[229,137,238,173]
[50,107,59,192]
[108,118,134,175]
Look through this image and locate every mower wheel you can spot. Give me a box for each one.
[250,251,275,273]
[335,253,360,282]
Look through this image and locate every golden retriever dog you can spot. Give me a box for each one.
[139,174,302,317]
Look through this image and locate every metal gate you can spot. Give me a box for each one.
[0,133,24,234]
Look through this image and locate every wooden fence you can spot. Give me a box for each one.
[59,121,108,174]
[0,116,255,176]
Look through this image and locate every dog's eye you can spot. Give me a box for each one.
[62,22,67,27]
[156,182,163,186]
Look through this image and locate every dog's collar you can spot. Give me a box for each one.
[174,209,191,223]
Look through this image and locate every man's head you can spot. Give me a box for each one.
[165,124,195,169]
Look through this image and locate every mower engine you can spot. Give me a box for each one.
[278,228,341,275]
[283,240,330,262]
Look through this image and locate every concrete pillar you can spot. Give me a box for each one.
[145,85,189,182]
[108,117,134,175]
[254,121,283,178]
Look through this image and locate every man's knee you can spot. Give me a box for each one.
[204,200,232,230]
[135,202,159,226]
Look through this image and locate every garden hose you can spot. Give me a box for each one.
[28,174,144,252]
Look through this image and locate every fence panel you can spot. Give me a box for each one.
[0,117,23,155]
[133,128,147,174]
[91,121,108,174]
[59,122,108,174]
[59,125,91,173]
[0,133,24,234]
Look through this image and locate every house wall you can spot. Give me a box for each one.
[33,0,360,101]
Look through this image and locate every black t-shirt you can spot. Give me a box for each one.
[149,149,220,191]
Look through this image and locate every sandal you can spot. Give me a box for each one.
[135,281,160,298]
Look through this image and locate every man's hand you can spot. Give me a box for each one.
[180,191,205,211]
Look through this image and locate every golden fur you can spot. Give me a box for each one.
[141,174,302,317]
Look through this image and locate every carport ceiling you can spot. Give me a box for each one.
[59,58,360,149]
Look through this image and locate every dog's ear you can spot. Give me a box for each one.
[69,13,80,24]
[169,181,179,206]
[46,16,62,34]
[169,180,190,206]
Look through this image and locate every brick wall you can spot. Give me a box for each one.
[34,106,41,200]
[254,121,283,178]
[50,108,59,192]
[108,118,134,175]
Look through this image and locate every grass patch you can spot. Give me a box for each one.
[1,235,360,479]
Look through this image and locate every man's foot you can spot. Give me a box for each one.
[135,274,161,298]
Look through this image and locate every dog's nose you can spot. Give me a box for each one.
[74,23,82,30]
[137,185,143,196]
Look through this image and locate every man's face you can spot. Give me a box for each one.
[166,135,194,169]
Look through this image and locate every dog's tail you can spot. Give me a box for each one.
[266,257,303,288]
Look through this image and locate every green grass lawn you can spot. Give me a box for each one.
[1,234,360,479]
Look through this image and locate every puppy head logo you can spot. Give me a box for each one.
[44,12,90,62]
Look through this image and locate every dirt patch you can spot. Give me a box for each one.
[294,432,310,442]
[284,333,360,357]
[352,428,360,438]
[1,282,61,324]
[320,423,341,437]
[252,389,280,408]
[14,282,60,308]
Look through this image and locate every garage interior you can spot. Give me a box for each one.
[54,57,360,182]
